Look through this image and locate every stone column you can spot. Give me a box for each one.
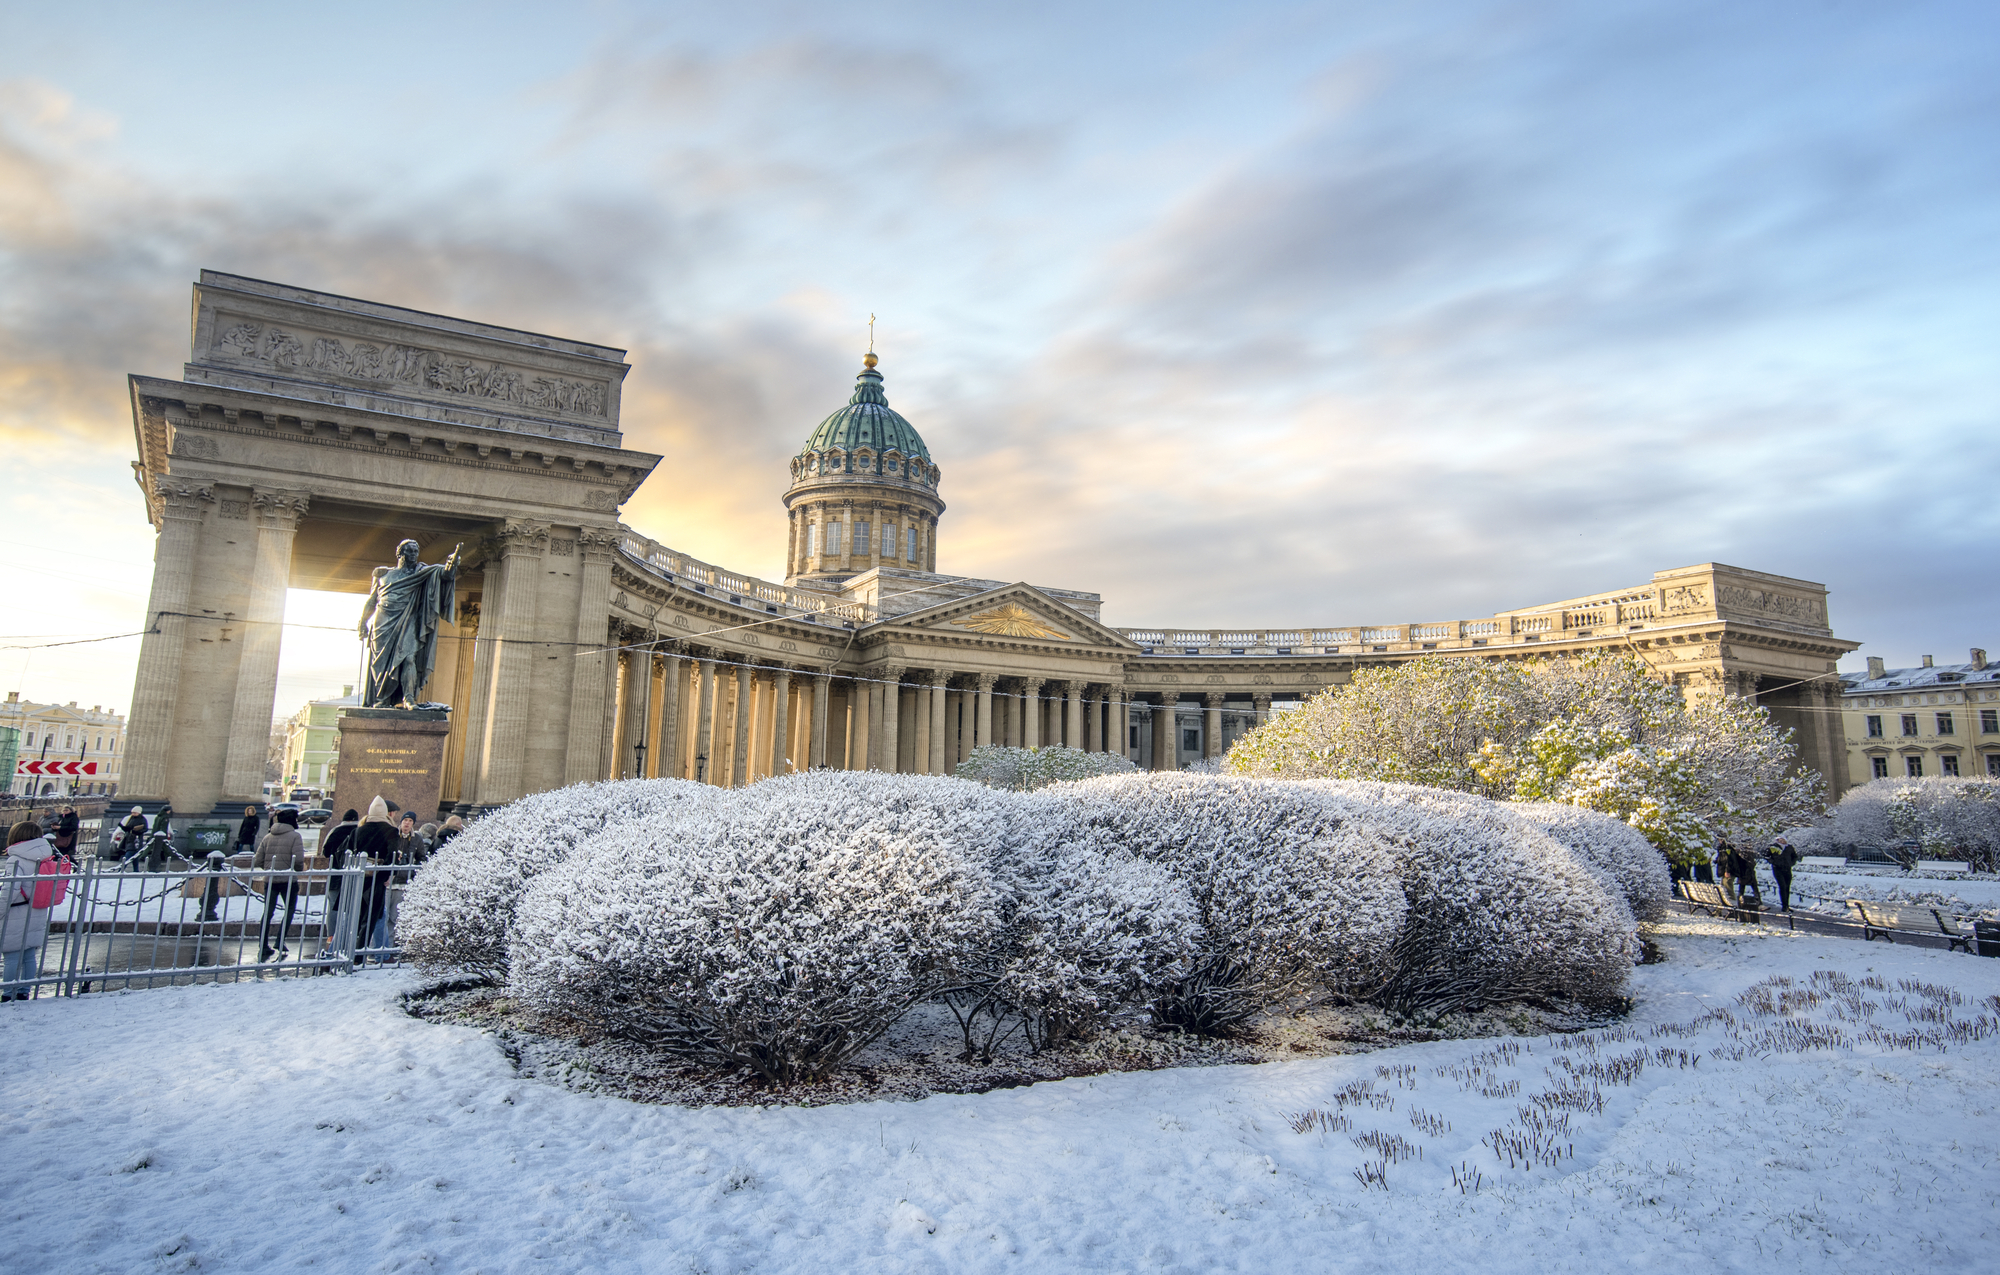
[731,664,754,787]
[440,604,479,803]
[658,649,683,779]
[1020,679,1043,749]
[768,666,792,777]
[221,489,308,803]
[848,676,870,770]
[122,482,213,802]
[949,687,968,765]
[1111,690,1127,760]
[1084,687,1102,754]
[1002,682,1020,747]
[478,522,548,805]
[1252,692,1272,727]
[928,671,951,774]
[974,674,996,749]
[810,671,831,768]
[563,530,620,784]
[611,646,637,778]
[695,656,718,784]
[1153,697,1178,770]
[1204,691,1226,760]
[878,666,903,773]
[1064,681,1084,750]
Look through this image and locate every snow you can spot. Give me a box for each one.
[5,921,1997,1273]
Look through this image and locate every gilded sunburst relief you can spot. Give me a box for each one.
[956,603,1065,639]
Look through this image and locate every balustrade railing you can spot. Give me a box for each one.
[617,534,872,623]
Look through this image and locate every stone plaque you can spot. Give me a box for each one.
[331,708,451,825]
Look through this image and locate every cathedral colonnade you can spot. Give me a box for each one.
[119,274,1861,818]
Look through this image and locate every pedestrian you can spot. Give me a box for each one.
[148,805,176,871]
[415,822,439,863]
[433,814,465,849]
[1766,837,1800,913]
[1715,838,1736,902]
[321,809,361,863]
[2,821,54,1000]
[394,812,421,864]
[1731,843,1763,908]
[355,798,397,960]
[52,807,79,858]
[234,805,260,856]
[254,808,307,962]
[113,806,148,860]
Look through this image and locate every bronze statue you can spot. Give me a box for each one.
[358,539,462,709]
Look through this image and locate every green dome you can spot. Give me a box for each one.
[798,357,931,462]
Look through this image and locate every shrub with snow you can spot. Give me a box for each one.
[1827,777,2000,870]
[956,744,1137,791]
[1511,801,1673,920]
[397,778,714,981]
[946,821,1201,1057]
[508,772,1007,1084]
[1044,773,1407,1034]
[1302,781,1637,1020]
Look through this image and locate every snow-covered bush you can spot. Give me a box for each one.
[945,826,1201,1057]
[398,778,713,981]
[508,772,1005,1084]
[1044,773,1407,1034]
[1828,778,2000,870]
[1512,801,1673,920]
[1302,781,1637,1020]
[956,744,1136,791]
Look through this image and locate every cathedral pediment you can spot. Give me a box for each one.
[889,584,1139,649]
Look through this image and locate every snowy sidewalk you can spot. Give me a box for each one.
[2,921,1996,1274]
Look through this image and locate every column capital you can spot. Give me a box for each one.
[877,663,907,682]
[926,668,952,688]
[152,479,215,520]
[496,520,551,557]
[1204,690,1227,708]
[577,527,621,561]
[1251,692,1273,710]
[1064,679,1088,694]
[974,672,999,691]
[249,487,312,526]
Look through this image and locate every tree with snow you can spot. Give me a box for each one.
[1229,652,1824,866]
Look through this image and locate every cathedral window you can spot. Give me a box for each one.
[807,524,819,557]
[906,527,918,561]
[826,523,843,557]
[855,521,871,555]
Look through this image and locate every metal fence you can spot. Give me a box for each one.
[1,854,412,1000]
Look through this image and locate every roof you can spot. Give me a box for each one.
[798,356,931,462]
[1841,661,2000,693]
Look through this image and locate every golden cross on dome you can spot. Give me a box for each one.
[868,313,876,354]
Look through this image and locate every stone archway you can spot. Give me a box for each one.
[124,272,661,816]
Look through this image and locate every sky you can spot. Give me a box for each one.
[1,0,1995,722]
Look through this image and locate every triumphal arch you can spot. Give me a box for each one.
[124,272,1860,818]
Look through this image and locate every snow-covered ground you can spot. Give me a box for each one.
[3,922,1997,1274]
[1787,865,2000,918]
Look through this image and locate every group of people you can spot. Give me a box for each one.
[1680,836,1801,911]
[258,800,464,961]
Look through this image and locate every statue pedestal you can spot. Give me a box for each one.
[331,708,450,823]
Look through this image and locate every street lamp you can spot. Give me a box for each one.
[633,737,647,778]
[695,752,708,784]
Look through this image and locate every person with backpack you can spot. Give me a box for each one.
[52,807,79,857]
[3,821,60,999]
[113,806,148,859]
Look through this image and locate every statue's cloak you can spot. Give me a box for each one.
[364,559,457,707]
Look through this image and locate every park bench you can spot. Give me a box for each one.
[1911,862,1972,876]
[1846,901,1974,953]
[1799,856,1847,871]
[1677,880,1758,919]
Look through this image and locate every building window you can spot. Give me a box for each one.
[1988,754,2000,778]
[1983,709,1998,734]
[855,521,871,556]
[825,523,843,557]
[1872,756,1889,779]
[1866,715,1883,738]
[1181,728,1200,753]
[907,527,918,561]
[806,524,819,557]
[1129,725,1140,749]
[1937,712,1955,736]
[1906,756,1923,777]
[1901,714,1919,737]
[1941,754,1960,776]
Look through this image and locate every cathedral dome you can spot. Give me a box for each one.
[797,354,933,466]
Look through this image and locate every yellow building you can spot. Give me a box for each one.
[282,687,360,793]
[0,693,126,798]
[1840,650,2000,783]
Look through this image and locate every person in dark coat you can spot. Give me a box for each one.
[145,805,175,872]
[433,815,465,850]
[1766,838,1800,912]
[234,806,260,855]
[51,808,79,857]
[354,798,397,960]
[1730,844,1762,907]
[114,807,148,860]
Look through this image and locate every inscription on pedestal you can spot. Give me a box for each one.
[331,708,450,823]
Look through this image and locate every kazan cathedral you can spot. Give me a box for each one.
[120,273,1857,820]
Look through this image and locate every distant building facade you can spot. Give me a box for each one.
[282,686,360,791]
[1840,650,2000,784]
[0,693,126,797]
